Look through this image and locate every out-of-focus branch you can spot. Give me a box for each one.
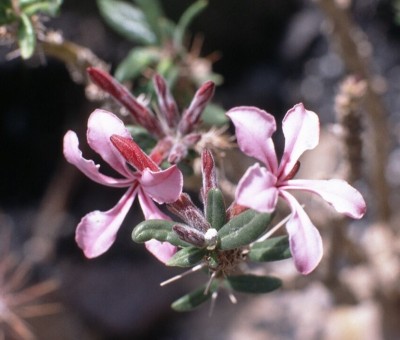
[315,0,391,222]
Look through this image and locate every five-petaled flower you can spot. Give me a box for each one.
[63,109,183,262]
[227,103,367,274]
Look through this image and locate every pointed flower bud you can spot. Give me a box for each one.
[153,74,180,128]
[178,80,215,134]
[87,67,163,137]
[168,194,210,233]
[172,224,206,247]
[201,149,217,203]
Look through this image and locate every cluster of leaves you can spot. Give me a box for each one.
[0,0,62,58]
[132,151,292,311]
[96,0,222,95]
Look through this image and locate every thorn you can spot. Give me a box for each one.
[160,263,205,286]
[208,291,218,317]
[204,271,217,295]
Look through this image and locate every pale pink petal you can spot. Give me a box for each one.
[280,191,323,275]
[75,185,138,258]
[138,191,177,263]
[144,239,177,263]
[226,107,278,173]
[140,165,183,204]
[283,179,367,218]
[63,131,132,187]
[87,109,133,178]
[137,189,171,220]
[279,103,319,179]
[235,163,279,213]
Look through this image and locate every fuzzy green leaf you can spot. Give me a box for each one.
[174,0,207,49]
[97,0,156,44]
[132,219,190,247]
[18,14,36,59]
[134,0,164,44]
[225,274,281,294]
[171,283,217,312]
[22,0,62,16]
[115,47,160,82]
[248,236,291,262]
[206,188,226,231]
[218,210,272,250]
[167,246,206,267]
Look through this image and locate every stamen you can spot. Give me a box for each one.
[204,271,217,295]
[160,263,206,286]
[228,292,238,304]
[208,291,218,317]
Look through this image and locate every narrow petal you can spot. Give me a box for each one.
[283,178,367,218]
[178,81,215,134]
[87,109,133,178]
[137,191,177,263]
[280,191,323,275]
[235,163,279,213]
[144,239,177,263]
[279,103,319,179]
[226,107,278,173]
[75,185,138,258]
[140,165,183,203]
[63,131,132,187]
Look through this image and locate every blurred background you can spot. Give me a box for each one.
[1,0,400,339]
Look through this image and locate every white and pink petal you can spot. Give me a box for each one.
[279,103,319,179]
[140,165,183,204]
[63,131,132,187]
[226,107,278,173]
[235,163,279,213]
[87,109,133,178]
[280,191,323,275]
[283,178,366,219]
[75,185,138,258]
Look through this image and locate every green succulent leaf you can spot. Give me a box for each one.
[132,219,190,247]
[201,103,229,127]
[134,0,164,44]
[167,246,206,267]
[97,0,156,44]
[225,274,282,294]
[218,210,272,250]
[174,0,207,49]
[171,283,217,312]
[18,13,36,59]
[115,47,160,82]
[21,0,63,16]
[206,188,226,231]
[248,236,291,262]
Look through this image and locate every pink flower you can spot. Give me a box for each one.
[63,109,183,261]
[227,103,366,274]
